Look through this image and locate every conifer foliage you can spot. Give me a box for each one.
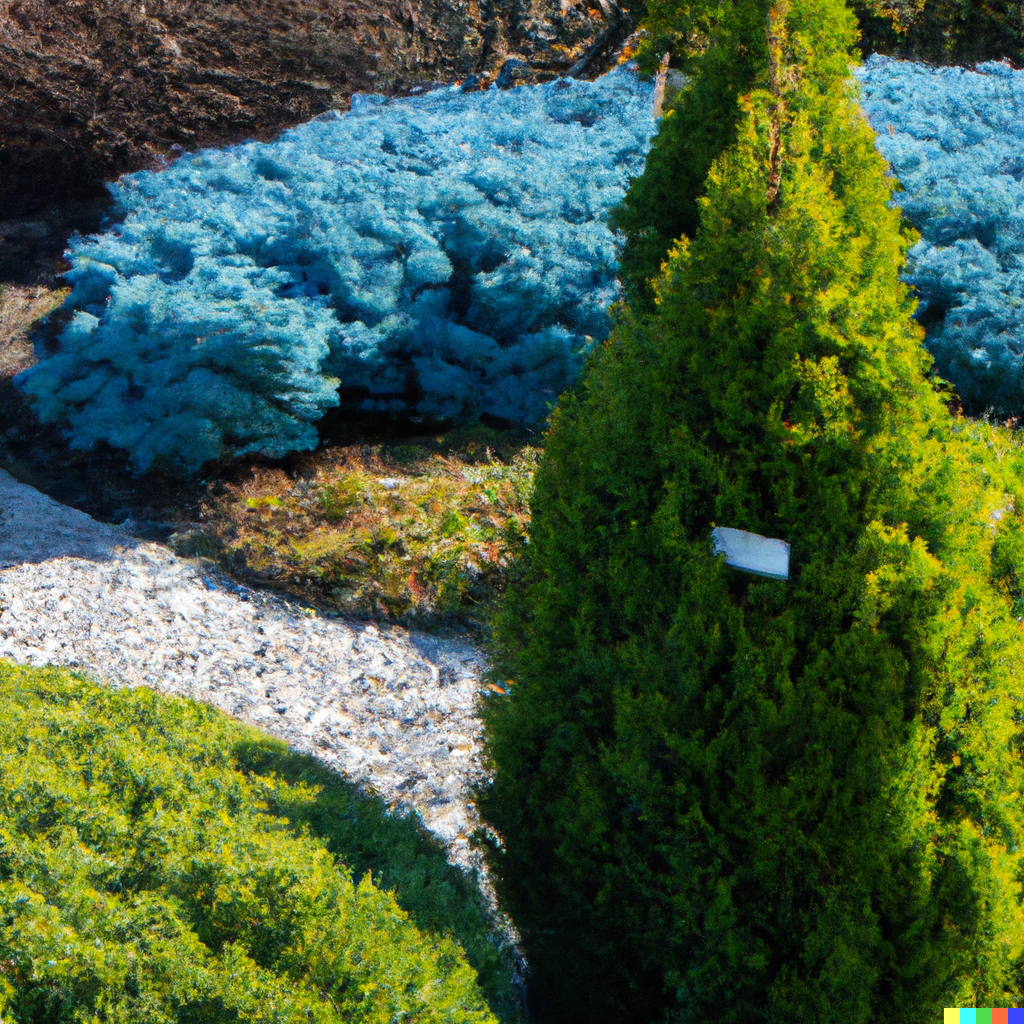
[0,662,499,1024]
[858,55,1024,417]
[609,0,772,311]
[480,2,1024,1021]
[16,70,652,476]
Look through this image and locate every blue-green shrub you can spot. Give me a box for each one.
[18,68,653,476]
[859,56,1024,414]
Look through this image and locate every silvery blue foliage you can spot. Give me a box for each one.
[18,66,654,475]
[858,55,1024,414]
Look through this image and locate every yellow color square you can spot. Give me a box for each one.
[945,1011,960,1024]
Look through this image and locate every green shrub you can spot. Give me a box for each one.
[619,0,1024,313]
[480,1,1024,1021]
[610,0,772,313]
[0,661,503,1024]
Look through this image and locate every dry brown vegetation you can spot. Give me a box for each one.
[0,283,64,378]
[172,428,539,630]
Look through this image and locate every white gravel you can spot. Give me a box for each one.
[0,468,495,874]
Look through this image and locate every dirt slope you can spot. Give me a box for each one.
[0,0,625,228]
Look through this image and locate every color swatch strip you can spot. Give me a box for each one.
[945,1011,1024,1023]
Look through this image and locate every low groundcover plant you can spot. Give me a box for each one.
[174,429,539,627]
[17,67,653,477]
[0,661,503,1023]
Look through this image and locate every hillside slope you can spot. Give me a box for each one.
[0,0,626,229]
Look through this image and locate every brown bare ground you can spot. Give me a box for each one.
[0,284,64,378]
[0,0,629,226]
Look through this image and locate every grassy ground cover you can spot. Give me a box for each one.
[172,427,540,630]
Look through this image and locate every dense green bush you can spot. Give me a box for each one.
[0,661,506,1024]
[480,1,1024,1021]
[610,0,771,312]
[619,0,1024,314]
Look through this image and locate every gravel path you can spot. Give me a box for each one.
[0,468,494,873]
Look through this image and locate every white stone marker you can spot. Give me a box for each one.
[710,527,790,581]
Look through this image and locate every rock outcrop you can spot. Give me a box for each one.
[0,0,628,226]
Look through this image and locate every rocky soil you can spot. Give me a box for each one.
[0,0,630,259]
[0,283,62,377]
[0,467,499,876]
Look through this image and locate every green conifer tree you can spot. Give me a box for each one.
[480,2,1024,1021]
[611,0,771,312]
[618,0,1024,313]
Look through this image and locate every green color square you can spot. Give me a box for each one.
[978,1010,994,1024]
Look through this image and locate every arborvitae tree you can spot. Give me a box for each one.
[620,0,1024,313]
[480,2,1024,1022]
[610,0,771,312]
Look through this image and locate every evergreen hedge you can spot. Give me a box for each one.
[0,661,504,1024]
[610,0,771,312]
[480,1,1024,1021]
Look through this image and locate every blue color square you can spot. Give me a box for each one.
[1007,1010,1024,1023]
